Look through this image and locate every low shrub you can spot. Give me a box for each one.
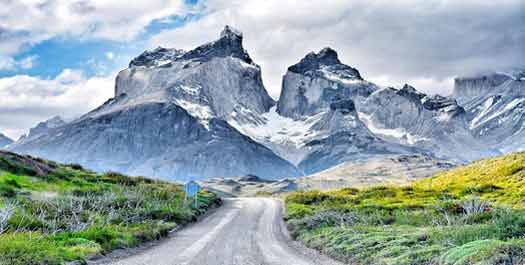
[66,164,84,171]
[285,191,329,205]
[493,209,525,239]
[0,155,220,264]
[284,152,525,265]
[440,239,525,265]
[302,210,357,229]
[0,186,16,198]
[285,203,313,220]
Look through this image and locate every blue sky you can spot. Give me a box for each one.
[0,1,200,79]
[1,0,523,139]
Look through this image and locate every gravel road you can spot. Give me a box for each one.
[98,198,344,265]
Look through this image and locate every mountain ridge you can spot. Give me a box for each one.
[0,133,13,148]
[8,26,525,180]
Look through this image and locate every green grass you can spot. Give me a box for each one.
[416,152,525,207]
[285,152,525,265]
[0,151,220,265]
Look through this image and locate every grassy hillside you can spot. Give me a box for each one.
[285,152,525,265]
[0,151,220,265]
[416,152,525,207]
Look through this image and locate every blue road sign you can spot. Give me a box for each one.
[184,181,201,198]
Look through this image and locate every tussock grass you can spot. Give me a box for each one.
[0,152,220,264]
[285,152,525,265]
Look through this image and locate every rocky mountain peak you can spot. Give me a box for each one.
[27,116,66,139]
[0,133,13,148]
[397,84,425,102]
[128,26,251,70]
[399,84,418,94]
[220,25,243,40]
[288,47,360,77]
[310,47,340,65]
[112,25,274,123]
[129,47,185,68]
[14,116,67,144]
[277,48,371,119]
[421,95,465,116]
[44,116,66,126]
[180,25,253,64]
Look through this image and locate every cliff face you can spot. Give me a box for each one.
[12,102,298,179]
[277,48,377,119]
[230,49,417,174]
[454,70,525,152]
[114,26,274,121]
[10,26,298,180]
[453,73,512,104]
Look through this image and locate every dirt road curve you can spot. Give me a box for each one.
[98,198,344,265]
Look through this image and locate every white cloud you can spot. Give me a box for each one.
[0,0,190,56]
[0,57,15,71]
[105,52,115,60]
[369,76,456,96]
[150,0,524,97]
[17,55,38,69]
[0,69,115,139]
[0,55,38,71]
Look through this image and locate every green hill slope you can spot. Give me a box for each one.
[285,152,525,265]
[0,151,220,265]
[415,152,525,207]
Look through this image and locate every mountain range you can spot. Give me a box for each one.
[8,26,525,180]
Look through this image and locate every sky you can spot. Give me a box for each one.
[0,0,524,139]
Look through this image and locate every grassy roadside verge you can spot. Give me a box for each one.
[0,151,220,265]
[284,152,525,265]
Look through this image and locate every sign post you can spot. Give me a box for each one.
[184,181,201,208]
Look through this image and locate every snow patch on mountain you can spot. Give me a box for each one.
[475,98,525,130]
[358,112,428,145]
[228,106,324,164]
[454,70,525,152]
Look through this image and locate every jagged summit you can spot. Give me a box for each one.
[113,25,273,121]
[28,116,66,138]
[128,25,252,70]
[288,47,340,72]
[180,25,253,64]
[288,47,362,80]
[397,84,425,102]
[401,84,418,92]
[220,25,243,39]
[129,47,185,68]
[14,116,67,144]
[277,47,373,119]
[9,25,293,180]
[421,95,465,116]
